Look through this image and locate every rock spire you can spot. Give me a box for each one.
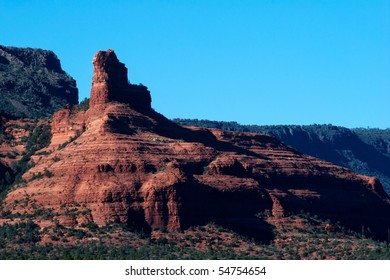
[90,49,151,110]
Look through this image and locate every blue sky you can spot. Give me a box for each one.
[1,0,389,128]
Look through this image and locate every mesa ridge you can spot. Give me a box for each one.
[2,50,390,243]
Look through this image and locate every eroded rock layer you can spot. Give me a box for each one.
[3,50,390,241]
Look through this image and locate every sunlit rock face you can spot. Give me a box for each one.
[90,49,151,111]
[3,49,390,242]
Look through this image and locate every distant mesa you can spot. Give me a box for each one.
[90,49,151,111]
[173,120,390,195]
[0,45,78,118]
[0,45,64,72]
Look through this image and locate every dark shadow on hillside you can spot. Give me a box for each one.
[141,109,268,159]
[267,184,390,241]
[126,208,152,236]
[176,179,275,244]
[216,217,275,244]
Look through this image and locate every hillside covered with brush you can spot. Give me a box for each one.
[0,45,78,118]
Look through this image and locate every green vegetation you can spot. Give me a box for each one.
[13,123,52,177]
[0,220,41,248]
[25,123,52,153]
[58,129,83,150]
[74,97,90,111]
[0,122,52,201]
[0,215,390,259]
[0,46,78,118]
[353,128,390,157]
[0,171,13,195]
[28,168,53,182]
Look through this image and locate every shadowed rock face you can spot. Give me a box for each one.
[0,160,12,180]
[0,45,78,118]
[3,50,390,241]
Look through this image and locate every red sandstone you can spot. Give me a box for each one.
[2,50,390,240]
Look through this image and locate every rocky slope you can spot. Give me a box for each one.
[1,50,390,243]
[0,45,78,118]
[250,125,390,195]
[173,120,390,195]
[0,114,52,200]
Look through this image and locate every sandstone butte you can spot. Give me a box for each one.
[2,50,390,241]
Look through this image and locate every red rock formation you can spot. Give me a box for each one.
[90,50,151,111]
[2,50,390,241]
[50,104,86,148]
[0,116,34,167]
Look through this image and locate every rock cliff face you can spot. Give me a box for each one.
[2,50,390,241]
[173,120,390,195]
[90,50,151,111]
[0,45,78,118]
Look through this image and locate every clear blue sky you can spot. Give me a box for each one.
[1,0,389,128]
